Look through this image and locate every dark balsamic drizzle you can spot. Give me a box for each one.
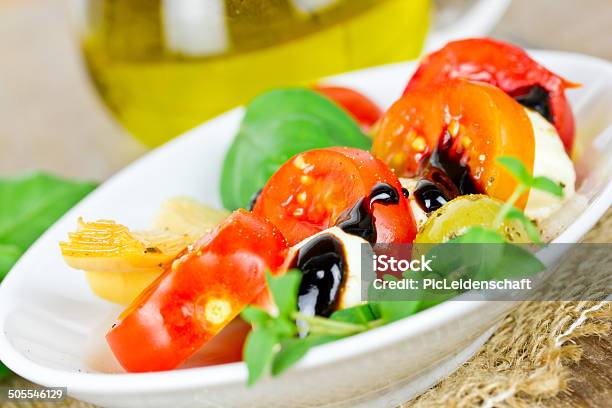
[335,182,401,244]
[247,188,263,211]
[414,130,479,213]
[291,183,402,320]
[294,234,345,318]
[511,85,554,123]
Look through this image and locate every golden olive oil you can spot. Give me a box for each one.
[82,0,431,146]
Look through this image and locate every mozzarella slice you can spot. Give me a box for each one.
[524,108,576,223]
[399,177,429,231]
[288,227,371,312]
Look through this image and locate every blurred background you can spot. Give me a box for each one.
[1,0,612,182]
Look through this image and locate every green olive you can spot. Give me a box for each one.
[414,194,531,244]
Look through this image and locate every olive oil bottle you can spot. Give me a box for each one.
[81,0,431,146]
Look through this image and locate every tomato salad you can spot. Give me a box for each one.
[60,38,577,376]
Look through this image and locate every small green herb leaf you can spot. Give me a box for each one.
[375,301,419,323]
[241,307,272,327]
[506,208,542,243]
[330,304,377,324]
[271,338,312,376]
[244,328,277,386]
[266,270,302,317]
[453,226,505,244]
[497,156,532,186]
[531,176,564,198]
[269,317,297,338]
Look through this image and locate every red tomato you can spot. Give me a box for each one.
[106,210,288,372]
[405,38,578,152]
[252,147,417,246]
[372,80,535,209]
[314,85,383,130]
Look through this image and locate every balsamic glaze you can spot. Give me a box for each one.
[511,85,554,123]
[414,130,478,213]
[294,234,345,318]
[292,183,402,319]
[247,188,263,211]
[335,182,400,243]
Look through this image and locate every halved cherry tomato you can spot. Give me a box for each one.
[405,38,578,152]
[314,85,383,131]
[106,209,288,372]
[372,80,535,209]
[252,147,417,246]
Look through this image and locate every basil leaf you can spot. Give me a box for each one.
[0,244,22,280]
[453,226,506,244]
[531,176,564,198]
[241,307,272,327]
[0,362,10,380]
[271,338,311,376]
[0,172,96,252]
[220,88,370,210]
[374,301,420,323]
[496,156,532,186]
[0,172,96,380]
[330,304,377,324]
[244,328,277,386]
[266,270,302,318]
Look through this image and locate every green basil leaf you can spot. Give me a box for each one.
[496,156,532,186]
[0,362,10,380]
[241,307,272,327]
[244,328,277,386]
[0,172,96,380]
[271,338,312,376]
[453,226,506,244]
[531,176,564,198]
[330,304,377,324]
[506,208,542,243]
[269,317,297,338]
[266,270,302,318]
[220,88,370,210]
[271,333,343,377]
[0,244,22,280]
[374,301,420,323]
[0,172,97,252]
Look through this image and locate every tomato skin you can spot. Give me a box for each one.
[314,85,383,130]
[106,209,288,372]
[253,147,417,246]
[405,38,577,152]
[373,80,535,209]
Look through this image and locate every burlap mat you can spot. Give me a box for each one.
[3,210,611,408]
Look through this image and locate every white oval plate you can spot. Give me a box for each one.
[1,51,611,408]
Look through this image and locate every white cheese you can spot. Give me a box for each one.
[524,109,576,223]
[399,177,428,231]
[288,227,370,312]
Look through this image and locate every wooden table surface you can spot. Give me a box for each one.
[1,0,610,406]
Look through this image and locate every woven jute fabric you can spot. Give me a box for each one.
[3,210,611,408]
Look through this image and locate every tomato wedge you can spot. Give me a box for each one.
[252,147,417,246]
[314,85,383,131]
[405,38,578,152]
[372,80,535,209]
[106,209,288,372]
